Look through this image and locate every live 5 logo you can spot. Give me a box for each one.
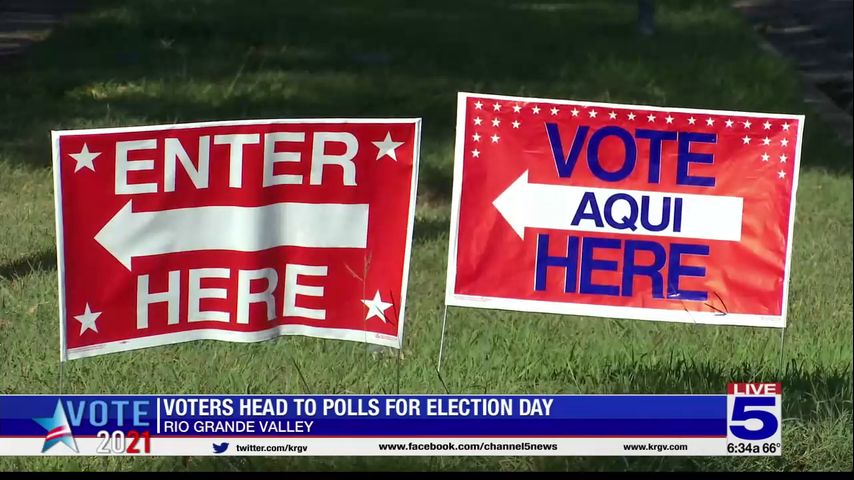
[726,383,782,455]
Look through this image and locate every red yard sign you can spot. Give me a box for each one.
[52,119,420,360]
[446,92,804,328]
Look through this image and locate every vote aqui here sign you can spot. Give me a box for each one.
[446,92,804,327]
[52,118,420,360]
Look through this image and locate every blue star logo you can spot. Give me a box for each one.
[32,400,78,453]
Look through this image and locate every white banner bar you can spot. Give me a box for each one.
[493,171,743,241]
[0,436,755,456]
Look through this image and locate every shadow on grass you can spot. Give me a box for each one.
[413,217,450,245]
[1,0,850,189]
[418,161,454,203]
[0,248,56,280]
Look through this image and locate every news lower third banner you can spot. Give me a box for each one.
[0,384,781,456]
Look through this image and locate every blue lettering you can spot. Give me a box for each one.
[571,191,604,227]
[547,123,588,178]
[64,399,150,428]
[636,129,677,184]
[640,196,671,231]
[622,240,666,298]
[673,198,683,232]
[544,126,717,186]
[677,132,716,187]
[112,400,129,426]
[579,237,620,296]
[587,126,637,182]
[532,236,709,300]
[89,400,109,427]
[65,401,86,427]
[535,234,579,292]
[604,193,638,231]
[667,243,709,301]
[134,401,150,427]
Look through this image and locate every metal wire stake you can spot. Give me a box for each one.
[436,305,449,372]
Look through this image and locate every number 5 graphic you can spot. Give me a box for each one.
[729,397,779,440]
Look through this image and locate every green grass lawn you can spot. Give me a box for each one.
[0,0,851,471]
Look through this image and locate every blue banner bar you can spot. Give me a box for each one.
[0,395,726,438]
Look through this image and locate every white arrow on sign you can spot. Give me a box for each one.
[95,201,369,270]
[492,170,743,242]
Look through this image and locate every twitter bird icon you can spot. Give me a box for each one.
[212,442,229,454]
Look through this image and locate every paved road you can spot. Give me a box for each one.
[736,0,852,122]
[0,0,77,65]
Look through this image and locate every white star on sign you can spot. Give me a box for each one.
[492,118,501,127]
[588,109,598,118]
[74,303,101,335]
[725,119,734,128]
[474,101,483,110]
[706,118,715,126]
[742,136,751,144]
[532,106,541,114]
[490,134,500,143]
[512,104,521,113]
[647,114,656,122]
[571,108,579,117]
[473,117,483,126]
[493,102,502,112]
[687,116,696,125]
[608,111,617,120]
[362,291,393,323]
[762,137,771,145]
[472,133,481,142]
[627,112,636,120]
[761,152,770,162]
[778,170,786,179]
[782,123,791,131]
[512,120,520,129]
[763,121,772,130]
[665,115,674,124]
[550,107,559,116]
[70,144,101,173]
[780,138,789,147]
[779,154,787,163]
[373,132,404,161]
[743,119,752,129]
[472,149,480,158]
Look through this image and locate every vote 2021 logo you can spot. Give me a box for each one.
[28,397,153,455]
